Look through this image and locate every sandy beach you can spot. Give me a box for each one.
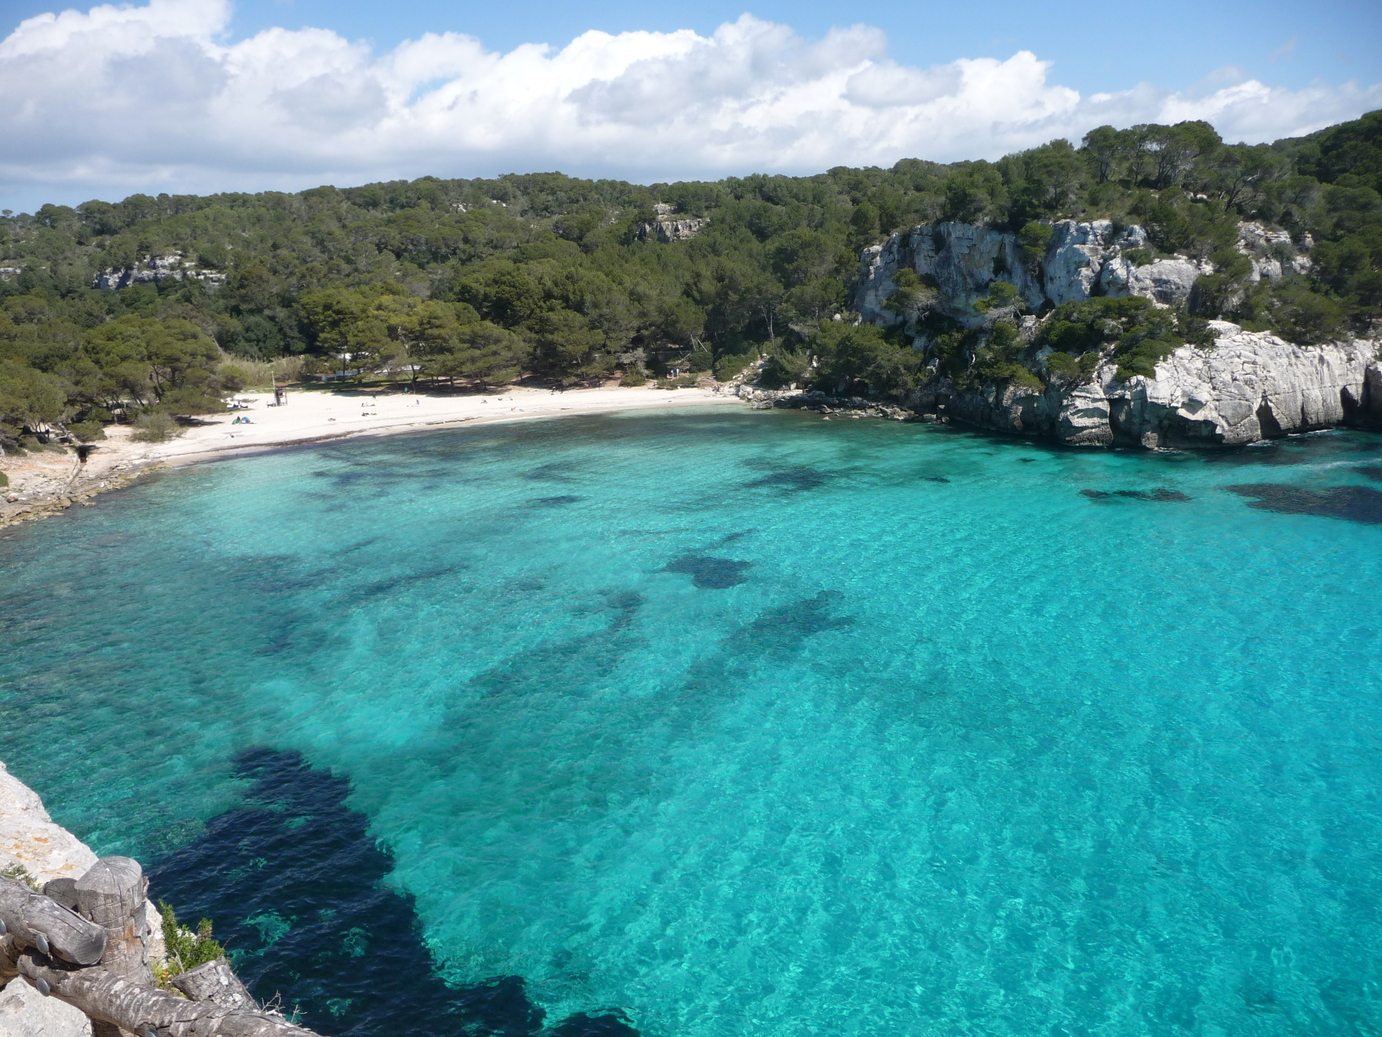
[0,383,744,528]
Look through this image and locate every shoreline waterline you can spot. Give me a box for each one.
[0,383,744,529]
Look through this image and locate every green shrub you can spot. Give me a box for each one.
[0,471,8,489]
[973,280,1020,314]
[1038,297,1211,383]
[757,347,811,389]
[712,352,756,381]
[656,374,700,389]
[132,412,183,442]
[68,421,106,442]
[157,901,225,981]
[1266,282,1348,344]
[1115,338,1181,380]
[1018,221,1054,261]
[1044,351,1080,379]
[1,862,39,890]
[618,370,647,387]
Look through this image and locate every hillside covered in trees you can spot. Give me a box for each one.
[0,110,1379,446]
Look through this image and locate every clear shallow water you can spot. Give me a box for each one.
[3,410,1382,1037]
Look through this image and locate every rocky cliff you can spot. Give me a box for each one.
[854,218,1299,324]
[847,218,1379,448]
[638,203,707,244]
[913,324,1381,449]
[1,762,95,1037]
[92,253,226,291]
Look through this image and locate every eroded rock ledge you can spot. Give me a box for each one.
[930,324,1381,449]
[741,325,1382,449]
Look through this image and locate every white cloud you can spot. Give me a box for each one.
[1,0,1379,208]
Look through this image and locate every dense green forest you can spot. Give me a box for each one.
[1,110,1379,445]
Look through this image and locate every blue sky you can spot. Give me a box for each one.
[0,0,1379,211]
[239,0,1378,93]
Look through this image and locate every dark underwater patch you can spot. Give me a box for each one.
[922,476,952,483]
[335,536,384,555]
[221,554,333,596]
[1203,435,1381,469]
[523,461,578,483]
[664,555,753,589]
[1081,488,1191,502]
[349,563,469,603]
[148,749,638,1037]
[1358,466,1382,483]
[730,591,855,656]
[468,592,646,697]
[1226,484,1382,525]
[530,495,584,508]
[670,592,856,718]
[717,530,755,544]
[744,466,829,492]
[551,1012,638,1036]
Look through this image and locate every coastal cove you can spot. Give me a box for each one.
[0,385,740,530]
[3,409,1382,1036]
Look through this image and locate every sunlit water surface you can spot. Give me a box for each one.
[3,410,1382,1037]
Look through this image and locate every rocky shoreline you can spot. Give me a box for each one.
[828,214,1382,449]
[3,329,1379,538]
[736,323,1382,448]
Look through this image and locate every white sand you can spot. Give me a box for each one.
[1,383,744,527]
[159,383,740,463]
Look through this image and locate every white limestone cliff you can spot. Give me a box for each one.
[855,218,1305,328]
[847,217,1382,448]
[1,762,96,1037]
[92,253,226,290]
[922,326,1380,448]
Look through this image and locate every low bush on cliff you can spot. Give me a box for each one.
[1036,297,1215,380]
[157,900,226,982]
[1,862,41,890]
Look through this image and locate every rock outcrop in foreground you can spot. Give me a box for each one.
[923,325,1382,449]
[1,763,165,1037]
[1,762,96,1037]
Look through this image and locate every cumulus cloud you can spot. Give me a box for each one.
[1,0,1380,208]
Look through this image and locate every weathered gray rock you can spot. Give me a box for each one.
[93,253,225,290]
[638,216,707,244]
[1058,383,1115,445]
[1,763,165,1037]
[1104,324,1376,447]
[890,325,1379,449]
[0,764,96,1037]
[1042,220,1146,305]
[0,762,97,885]
[0,971,91,1037]
[857,218,1215,325]
[1100,256,1205,306]
[1361,361,1382,426]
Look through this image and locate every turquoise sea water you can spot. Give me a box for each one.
[3,409,1382,1036]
